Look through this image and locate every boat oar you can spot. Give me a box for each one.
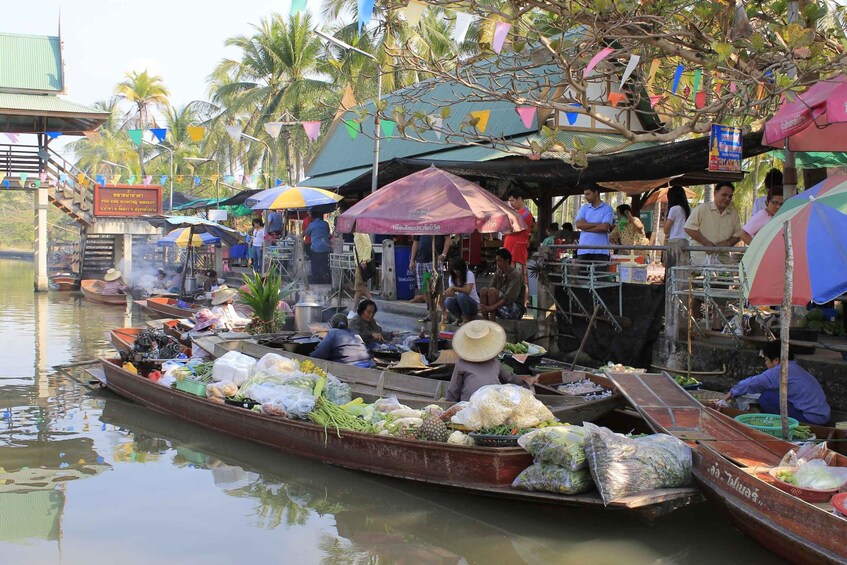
[570,304,600,370]
[52,359,101,370]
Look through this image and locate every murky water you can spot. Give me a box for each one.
[0,258,782,564]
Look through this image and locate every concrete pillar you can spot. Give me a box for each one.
[33,188,49,291]
[122,234,133,281]
[381,238,396,300]
[294,238,308,285]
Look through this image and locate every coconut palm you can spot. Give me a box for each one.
[68,98,140,176]
[114,70,171,175]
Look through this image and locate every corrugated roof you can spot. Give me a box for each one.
[0,93,105,115]
[0,33,63,92]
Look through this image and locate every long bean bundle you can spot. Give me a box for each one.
[309,396,374,440]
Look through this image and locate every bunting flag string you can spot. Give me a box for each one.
[291,0,307,15]
[264,122,283,139]
[584,47,614,78]
[0,172,6,184]
[20,173,28,184]
[692,69,702,97]
[379,119,396,138]
[150,128,168,142]
[492,21,511,54]
[33,180,41,188]
[176,175,184,183]
[649,95,664,108]
[160,175,169,185]
[469,110,490,133]
[619,54,641,90]
[210,174,219,184]
[96,175,105,187]
[111,175,121,185]
[224,175,234,184]
[187,126,205,142]
[405,0,426,26]
[143,175,153,186]
[565,104,580,126]
[127,129,143,146]
[515,106,536,128]
[59,173,68,184]
[608,92,626,108]
[39,172,48,182]
[276,178,284,187]
[646,59,661,90]
[345,120,360,140]
[46,131,62,139]
[452,12,473,43]
[193,176,201,187]
[128,176,136,185]
[302,121,321,142]
[77,173,86,185]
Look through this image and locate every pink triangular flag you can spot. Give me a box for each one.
[492,21,511,54]
[5,133,19,143]
[39,172,48,182]
[515,106,536,128]
[649,95,663,108]
[583,47,614,78]
[302,121,321,142]
[144,175,153,186]
[608,91,626,108]
[729,81,737,93]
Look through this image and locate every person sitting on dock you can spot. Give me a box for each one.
[348,299,397,345]
[443,257,479,326]
[723,340,831,425]
[100,268,126,295]
[446,320,537,402]
[479,248,524,321]
[210,287,251,331]
[311,313,374,368]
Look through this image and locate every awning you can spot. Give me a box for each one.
[0,93,109,134]
[216,189,263,207]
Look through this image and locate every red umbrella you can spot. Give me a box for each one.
[764,75,847,151]
[336,166,526,235]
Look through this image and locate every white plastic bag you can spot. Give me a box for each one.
[254,352,298,376]
[793,460,847,490]
[450,385,554,430]
[212,351,257,386]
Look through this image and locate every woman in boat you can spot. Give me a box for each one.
[445,320,537,402]
[310,313,374,368]
[210,287,251,331]
[202,269,221,292]
[723,340,831,425]
[348,299,397,345]
[100,268,127,295]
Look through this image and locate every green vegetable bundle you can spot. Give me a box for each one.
[309,396,374,438]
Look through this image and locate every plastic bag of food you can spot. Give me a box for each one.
[260,399,288,417]
[450,385,554,430]
[583,422,692,505]
[254,352,298,376]
[779,442,836,468]
[512,463,594,495]
[793,459,847,490]
[439,402,468,422]
[324,377,352,405]
[517,426,589,471]
[374,395,407,413]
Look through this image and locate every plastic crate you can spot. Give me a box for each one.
[735,413,798,439]
[174,379,207,397]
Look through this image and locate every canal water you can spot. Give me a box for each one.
[0,258,781,564]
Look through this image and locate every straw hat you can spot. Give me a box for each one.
[193,308,220,331]
[452,320,506,363]
[212,288,239,306]
[392,351,429,370]
[433,349,459,365]
[104,268,122,282]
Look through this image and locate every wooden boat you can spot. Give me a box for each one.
[95,357,699,517]
[606,370,847,565]
[80,279,128,305]
[139,296,201,318]
[108,327,191,356]
[192,335,625,423]
[49,272,80,291]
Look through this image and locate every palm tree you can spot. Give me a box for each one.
[114,70,171,175]
[67,98,139,176]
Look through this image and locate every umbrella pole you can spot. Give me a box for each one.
[779,220,794,439]
[179,227,195,299]
[428,237,439,361]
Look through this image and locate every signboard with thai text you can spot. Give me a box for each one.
[708,125,743,173]
[94,185,162,217]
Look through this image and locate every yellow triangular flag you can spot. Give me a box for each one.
[469,110,490,133]
[77,173,86,184]
[405,0,426,26]
[0,172,5,183]
[646,59,661,90]
[111,174,121,185]
[210,174,219,183]
[187,126,205,142]
[176,175,184,183]
[336,84,357,118]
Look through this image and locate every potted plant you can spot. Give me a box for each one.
[238,271,290,334]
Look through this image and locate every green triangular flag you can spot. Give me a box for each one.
[20,173,28,183]
[291,0,307,14]
[380,119,396,139]
[33,180,41,188]
[128,175,136,184]
[127,129,143,146]
[345,120,359,140]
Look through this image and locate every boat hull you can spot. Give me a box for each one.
[141,297,200,318]
[80,280,127,305]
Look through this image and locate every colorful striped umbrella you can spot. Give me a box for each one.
[741,174,847,305]
[157,228,221,247]
[246,185,342,210]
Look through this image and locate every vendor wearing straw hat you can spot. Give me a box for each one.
[100,268,126,295]
[445,320,537,402]
[210,286,251,331]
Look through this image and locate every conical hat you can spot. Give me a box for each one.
[433,349,459,365]
[452,320,506,363]
[392,351,429,370]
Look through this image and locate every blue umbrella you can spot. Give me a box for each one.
[246,185,342,210]
[156,228,221,247]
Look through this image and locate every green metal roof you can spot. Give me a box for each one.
[0,33,63,92]
[0,93,104,115]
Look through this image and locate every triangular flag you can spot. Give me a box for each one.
[59,173,67,184]
[33,180,41,188]
[302,121,321,142]
[646,59,661,89]
[729,81,738,93]
[672,64,684,94]
[193,176,201,186]
[46,131,62,139]
[380,119,396,138]
[225,124,243,141]
[160,175,168,185]
[0,173,7,184]
[692,69,702,96]
[452,13,473,43]
[20,173,28,183]
[5,133,18,143]
[224,175,234,184]
[111,174,121,185]
[176,175,184,183]
[338,84,357,115]
[608,91,626,108]
[405,0,426,26]
[264,122,283,139]
[695,91,707,109]
[715,81,724,97]
[515,106,536,128]
[150,128,167,142]
[358,0,375,31]
[187,126,205,142]
[127,175,136,184]
[492,21,511,54]
[649,95,663,108]
[0,173,7,187]
[345,120,360,140]
[428,115,443,139]
[77,173,86,185]
[83,131,100,142]
[756,83,765,99]
[276,178,284,187]
[584,47,614,78]
[291,0,307,15]
[619,54,641,90]
[469,110,490,133]
[96,174,105,186]
[127,129,143,146]
[565,104,580,126]
[210,174,219,184]
[39,172,48,182]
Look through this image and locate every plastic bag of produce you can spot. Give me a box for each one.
[212,351,257,386]
[512,463,594,495]
[450,385,554,430]
[275,385,316,419]
[793,460,847,490]
[517,426,589,471]
[583,422,692,505]
[324,376,352,405]
[374,395,407,413]
[779,442,836,468]
[254,352,298,377]
[260,399,288,417]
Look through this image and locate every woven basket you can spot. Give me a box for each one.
[735,413,799,439]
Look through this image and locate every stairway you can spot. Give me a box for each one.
[80,234,116,279]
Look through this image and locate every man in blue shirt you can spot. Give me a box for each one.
[304,209,331,283]
[310,313,374,367]
[724,340,831,425]
[266,209,283,237]
[574,186,614,261]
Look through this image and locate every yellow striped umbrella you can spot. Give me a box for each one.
[246,185,343,210]
[156,228,221,247]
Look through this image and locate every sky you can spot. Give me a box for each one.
[5,0,322,108]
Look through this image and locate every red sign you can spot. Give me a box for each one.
[94,185,162,217]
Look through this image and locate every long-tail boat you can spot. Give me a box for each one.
[80,280,128,305]
[138,296,201,318]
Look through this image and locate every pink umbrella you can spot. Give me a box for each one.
[336,166,526,235]
[764,75,847,151]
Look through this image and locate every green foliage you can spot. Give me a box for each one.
[238,270,282,323]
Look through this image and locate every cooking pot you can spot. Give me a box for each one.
[294,302,321,333]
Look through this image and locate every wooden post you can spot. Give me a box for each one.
[33,186,49,291]
[381,238,396,300]
[780,221,794,439]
